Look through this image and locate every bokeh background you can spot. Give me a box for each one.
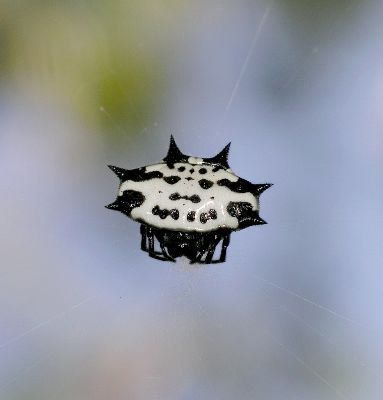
[1,0,383,399]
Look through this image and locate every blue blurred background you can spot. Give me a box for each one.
[1,1,383,399]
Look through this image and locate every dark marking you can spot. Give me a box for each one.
[143,170,163,180]
[152,205,179,220]
[169,193,200,203]
[187,211,196,222]
[189,195,201,203]
[106,190,145,216]
[152,205,160,215]
[164,175,181,184]
[199,179,214,189]
[159,210,168,219]
[169,192,181,201]
[112,167,163,183]
[190,168,195,174]
[178,166,186,172]
[119,190,145,207]
[170,209,179,220]
[199,168,207,174]
[217,179,272,197]
[217,178,253,193]
[200,209,217,223]
[227,202,253,218]
[186,177,194,181]
[209,209,217,219]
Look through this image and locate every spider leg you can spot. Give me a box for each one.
[211,232,231,264]
[190,249,205,264]
[146,227,176,262]
[153,229,176,262]
[140,224,147,252]
[158,240,176,262]
[189,234,210,264]
[148,252,170,262]
[146,227,169,261]
[147,226,155,252]
[203,234,222,264]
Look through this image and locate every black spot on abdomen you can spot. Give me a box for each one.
[170,209,179,220]
[121,190,145,209]
[217,178,252,193]
[164,175,181,184]
[199,179,214,189]
[152,205,179,220]
[209,209,217,219]
[124,168,163,182]
[108,190,145,216]
[169,192,181,201]
[200,209,217,223]
[187,211,196,222]
[152,205,167,219]
[121,189,145,205]
[189,195,201,203]
[169,193,201,203]
[226,202,253,218]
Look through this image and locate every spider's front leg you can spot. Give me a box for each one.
[203,234,223,264]
[145,226,170,262]
[140,224,148,252]
[154,229,176,262]
[211,232,231,263]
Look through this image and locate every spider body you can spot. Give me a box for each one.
[106,136,271,264]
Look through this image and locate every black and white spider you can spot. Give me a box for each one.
[106,136,272,264]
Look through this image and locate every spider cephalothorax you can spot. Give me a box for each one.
[106,136,271,264]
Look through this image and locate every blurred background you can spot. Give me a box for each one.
[1,0,383,399]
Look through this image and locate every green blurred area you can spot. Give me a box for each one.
[0,0,361,137]
[0,0,182,136]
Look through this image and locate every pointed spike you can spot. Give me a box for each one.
[108,165,126,180]
[105,201,120,210]
[252,210,267,225]
[205,142,231,168]
[163,135,187,165]
[252,183,273,195]
[223,142,231,153]
[254,216,267,225]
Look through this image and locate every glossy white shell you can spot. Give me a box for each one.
[119,162,258,232]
